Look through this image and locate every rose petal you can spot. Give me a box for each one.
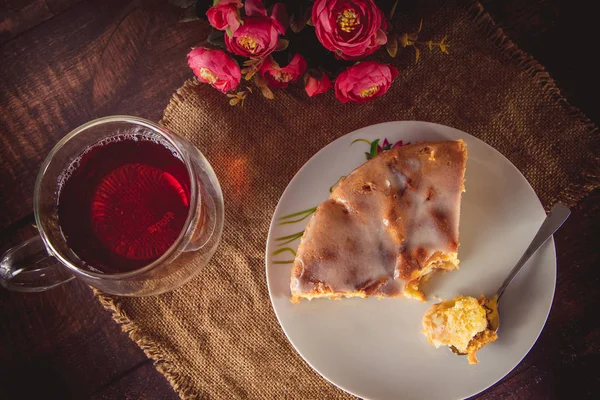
[225,17,279,58]
[260,54,306,88]
[313,0,386,59]
[270,3,289,34]
[245,0,267,17]
[374,29,387,45]
[305,73,332,97]
[187,48,241,93]
[334,61,396,103]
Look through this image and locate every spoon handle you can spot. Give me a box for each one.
[496,203,571,301]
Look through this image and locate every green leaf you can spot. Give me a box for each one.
[329,175,346,193]
[279,206,317,221]
[386,37,398,58]
[261,86,274,99]
[290,14,306,33]
[207,29,226,48]
[365,152,372,160]
[369,139,380,159]
[245,67,259,81]
[254,74,268,88]
[276,231,305,241]
[278,212,315,225]
[439,36,449,54]
[350,138,371,146]
[275,231,305,246]
[179,6,201,23]
[388,0,399,20]
[398,33,409,47]
[225,28,233,38]
[272,247,297,256]
[275,38,289,51]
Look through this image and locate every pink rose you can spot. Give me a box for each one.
[260,54,307,88]
[187,48,241,93]
[206,0,243,33]
[312,0,387,60]
[225,19,279,58]
[334,62,398,103]
[305,73,332,97]
[225,0,287,58]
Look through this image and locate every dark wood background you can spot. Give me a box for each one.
[1,0,598,398]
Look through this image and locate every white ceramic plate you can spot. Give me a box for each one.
[265,121,555,400]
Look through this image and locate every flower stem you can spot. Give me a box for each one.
[272,247,297,256]
[275,231,305,246]
[278,207,317,222]
[351,138,371,146]
[329,175,346,193]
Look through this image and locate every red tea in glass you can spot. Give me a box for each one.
[1,116,223,296]
[57,135,191,273]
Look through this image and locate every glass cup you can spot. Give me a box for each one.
[0,116,224,296]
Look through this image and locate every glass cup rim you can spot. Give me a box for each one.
[33,115,199,280]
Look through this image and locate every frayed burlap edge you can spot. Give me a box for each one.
[95,3,599,399]
[94,290,198,398]
[159,79,202,128]
[467,1,599,211]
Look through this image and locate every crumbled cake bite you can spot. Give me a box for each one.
[290,140,467,303]
[422,295,498,364]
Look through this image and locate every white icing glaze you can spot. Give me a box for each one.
[292,141,467,298]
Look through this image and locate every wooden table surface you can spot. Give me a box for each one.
[1,0,598,398]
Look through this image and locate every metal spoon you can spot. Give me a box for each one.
[449,203,571,355]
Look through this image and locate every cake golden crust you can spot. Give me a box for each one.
[290,140,467,303]
[466,329,498,364]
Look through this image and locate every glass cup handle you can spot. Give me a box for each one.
[0,236,75,292]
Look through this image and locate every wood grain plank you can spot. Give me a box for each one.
[480,0,599,124]
[0,0,54,43]
[45,0,84,14]
[89,360,179,400]
[0,0,598,399]
[0,0,82,44]
[0,223,152,399]
[0,0,210,229]
[477,190,600,399]
[0,2,209,398]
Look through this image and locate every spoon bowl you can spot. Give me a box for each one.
[449,203,571,356]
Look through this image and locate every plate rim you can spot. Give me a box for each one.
[265,120,557,399]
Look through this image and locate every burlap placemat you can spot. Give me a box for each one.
[96,1,598,398]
